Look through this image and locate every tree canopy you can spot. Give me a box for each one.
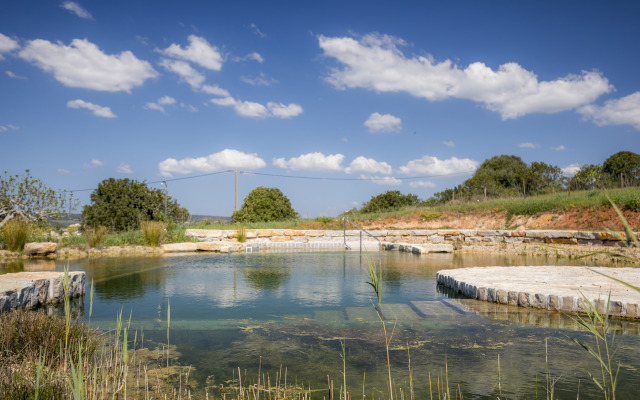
[0,170,72,229]
[360,190,420,214]
[232,187,298,223]
[82,178,189,231]
[603,151,640,187]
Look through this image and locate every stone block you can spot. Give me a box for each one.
[24,242,57,256]
[545,238,578,245]
[370,231,388,237]
[257,229,285,237]
[496,289,508,304]
[244,230,257,239]
[162,243,198,252]
[500,230,526,237]
[392,230,412,236]
[483,236,504,243]
[597,231,625,241]
[544,231,575,239]
[507,291,518,306]
[504,236,524,243]
[523,237,545,243]
[518,292,530,307]
[284,230,306,236]
[525,231,547,238]
[578,239,604,246]
[437,230,460,236]
[412,230,437,236]
[477,230,500,236]
[430,235,445,242]
[270,236,292,242]
[603,240,625,247]
[196,242,223,252]
[626,303,638,318]
[477,287,488,301]
[575,231,598,240]
[548,295,560,310]
[423,243,454,253]
[465,236,484,242]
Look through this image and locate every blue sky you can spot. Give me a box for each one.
[1,1,639,218]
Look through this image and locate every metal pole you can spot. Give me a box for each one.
[161,181,167,227]
[235,168,238,211]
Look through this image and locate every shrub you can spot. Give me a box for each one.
[419,211,441,221]
[85,225,108,248]
[1,218,29,252]
[141,221,166,246]
[233,187,299,223]
[237,227,246,243]
[360,191,420,214]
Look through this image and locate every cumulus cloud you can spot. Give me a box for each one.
[144,96,177,113]
[60,2,92,19]
[409,181,437,188]
[67,99,116,118]
[552,145,565,151]
[318,33,613,119]
[158,96,176,105]
[202,84,230,96]
[233,52,264,63]
[57,168,71,174]
[443,140,455,147]
[144,102,165,113]
[272,152,344,172]
[160,59,205,89]
[211,96,303,119]
[562,163,581,177]
[158,149,266,177]
[116,162,132,174]
[241,72,278,86]
[83,159,104,169]
[364,112,401,133]
[19,38,157,92]
[0,33,19,58]
[578,92,640,131]
[345,156,392,174]
[159,35,223,71]
[363,175,402,186]
[399,155,478,176]
[518,142,538,149]
[6,70,27,79]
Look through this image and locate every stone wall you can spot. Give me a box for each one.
[0,271,85,311]
[185,228,633,247]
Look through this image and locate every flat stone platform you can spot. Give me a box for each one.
[436,266,640,319]
[0,271,85,311]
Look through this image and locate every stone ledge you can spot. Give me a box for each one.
[0,271,85,311]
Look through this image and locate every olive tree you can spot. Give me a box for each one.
[360,190,420,213]
[232,187,298,223]
[82,178,189,231]
[0,170,72,229]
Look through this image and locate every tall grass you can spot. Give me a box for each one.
[1,217,30,252]
[141,221,166,246]
[85,225,108,248]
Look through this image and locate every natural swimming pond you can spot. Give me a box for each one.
[3,251,640,399]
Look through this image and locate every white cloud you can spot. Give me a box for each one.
[160,35,223,71]
[364,112,401,133]
[249,23,266,38]
[67,99,116,118]
[202,84,230,96]
[363,175,402,186]
[0,33,19,59]
[518,142,538,149]
[233,52,264,63]
[552,145,565,151]
[443,140,455,147]
[211,96,303,119]
[158,96,176,105]
[57,168,71,174]
[0,124,19,133]
[158,149,266,177]
[116,162,133,174]
[409,181,437,188]
[318,33,613,119]
[399,155,478,176]
[0,126,6,132]
[160,59,205,89]
[561,163,581,177]
[272,152,344,172]
[241,72,278,86]
[5,70,27,79]
[345,156,392,174]
[144,102,165,113]
[83,159,104,169]
[60,2,92,19]
[578,92,640,131]
[19,38,157,92]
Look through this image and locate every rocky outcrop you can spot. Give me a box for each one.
[23,242,57,256]
[0,271,85,311]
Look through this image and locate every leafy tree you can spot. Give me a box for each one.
[462,155,529,198]
[360,190,420,213]
[82,178,189,231]
[603,151,640,187]
[0,170,72,229]
[569,164,606,190]
[525,161,564,196]
[232,187,298,223]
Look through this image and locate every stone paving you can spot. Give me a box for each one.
[436,266,640,319]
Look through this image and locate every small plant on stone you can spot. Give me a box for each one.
[237,227,246,243]
[1,217,29,252]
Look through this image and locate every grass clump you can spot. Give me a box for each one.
[237,227,246,243]
[141,221,166,246]
[1,217,30,252]
[85,225,108,248]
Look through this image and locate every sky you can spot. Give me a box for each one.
[1,1,639,218]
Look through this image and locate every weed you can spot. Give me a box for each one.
[1,217,29,252]
[85,225,108,248]
[237,227,247,243]
[141,221,165,246]
[418,211,440,221]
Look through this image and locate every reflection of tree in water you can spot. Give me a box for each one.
[243,267,290,290]
[90,257,168,301]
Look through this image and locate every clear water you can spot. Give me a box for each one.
[3,251,640,399]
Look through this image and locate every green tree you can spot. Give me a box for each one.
[360,190,420,213]
[603,151,640,187]
[525,161,564,196]
[0,170,72,229]
[232,187,298,223]
[569,164,606,190]
[82,178,189,231]
[462,155,529,198]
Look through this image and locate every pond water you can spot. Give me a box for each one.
[3,251,640,399]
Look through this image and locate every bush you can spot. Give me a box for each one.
[85,225,108,248]
[141,221,166,246]
[232,187,299,223]
[360,191,420,214]
[1,218,29,252]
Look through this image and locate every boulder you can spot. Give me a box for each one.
[162,243,198,252]
[23,242,57,256]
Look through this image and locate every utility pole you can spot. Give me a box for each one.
[235,168,238,211]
